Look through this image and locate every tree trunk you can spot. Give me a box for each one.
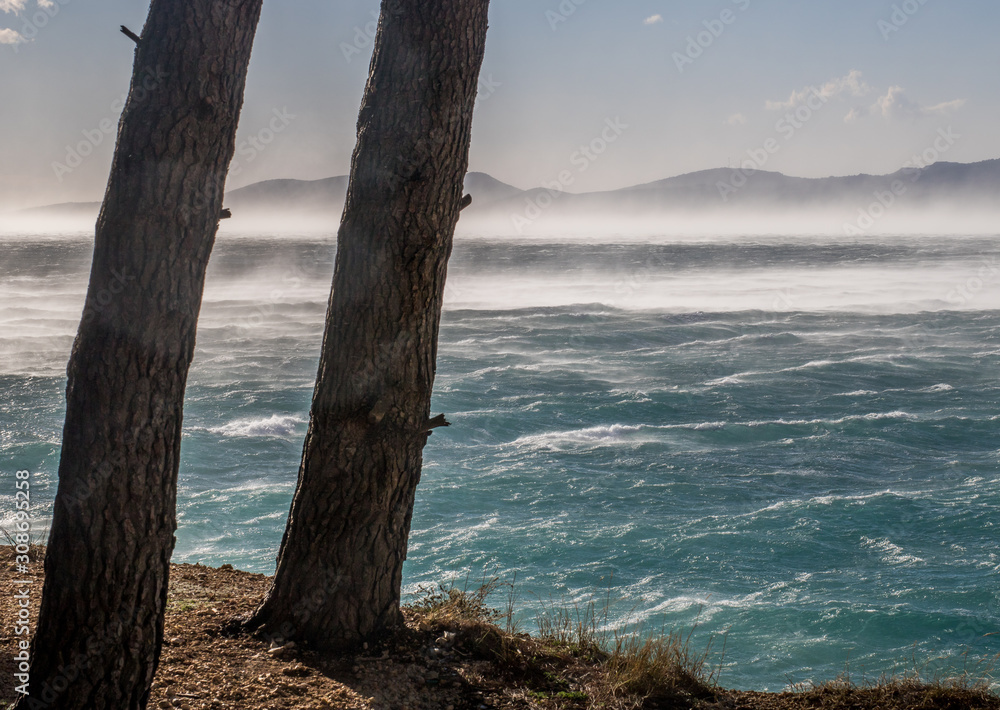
[247,0,490,650]
[15,2,262,708]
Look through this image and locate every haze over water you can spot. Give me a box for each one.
[2,228,999,690]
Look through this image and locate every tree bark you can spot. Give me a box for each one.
[16,2,262,708]
[247,0,490,650]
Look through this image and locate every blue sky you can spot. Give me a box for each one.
[2,0,999,209]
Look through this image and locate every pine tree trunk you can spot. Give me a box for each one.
[247,0,490,650]
[15,2,262,708]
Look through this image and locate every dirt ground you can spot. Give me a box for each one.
[2,549,997,710]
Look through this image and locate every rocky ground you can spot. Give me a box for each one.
[2,548,997,709]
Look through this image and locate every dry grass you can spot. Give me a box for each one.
[410,575,515,631]
[407,579,1000,710]
[784,661,1000,710]
[533,597,724,707]
[412,579,726,708]
[5,549,996,710]
[408,575,534,668]
[0,527,46,559]
[601,627,723,706]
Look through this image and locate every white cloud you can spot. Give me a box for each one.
[0,27,24,43]
[643,14,663,25]
[0,0,28,13]
[1,0,50,13]
[766,69,872,111]
[764,70,964,124]
[727,112,747,126]
[844,107,863,123]
[871,86,965,121]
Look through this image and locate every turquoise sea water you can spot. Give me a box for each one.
[1,232,999,690]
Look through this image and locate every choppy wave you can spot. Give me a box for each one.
[4,234,1000,691]
[511,412,927,450]
[203,414,306,438]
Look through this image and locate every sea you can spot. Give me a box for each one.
[2,228,999,691]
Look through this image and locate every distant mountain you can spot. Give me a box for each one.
[575,159,1000,211]
[19,200,101,215]
[16,160,1000,229]
[223,171,522,215]
[226,176,349,213]
[462,172,525,207]
[219,159,1000,215]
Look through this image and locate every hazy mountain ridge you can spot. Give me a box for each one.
[220,159,1000,214]
[14,160,1000,230]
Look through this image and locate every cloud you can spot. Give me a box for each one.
[1,0,50,13]
[727,112,747,126]
[643,14,663,25]
[766,69,872,111]
[843,107,863,123]
[871,86,965,121]
[765,70,964,124]
[0,0,28,13]
[0,27,24,43]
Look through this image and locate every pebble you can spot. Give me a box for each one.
[267,641,296,656]
[284,662,312,678]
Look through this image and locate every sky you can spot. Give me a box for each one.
[1,0,999,210]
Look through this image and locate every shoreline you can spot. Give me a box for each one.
[2,548,998,709]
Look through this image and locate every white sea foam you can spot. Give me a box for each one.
[706,355,908,386]
[713,489,922,522]
[860,536,925,566]
[743,411,920,427]
[205,414,305,438]
[511,411,921,450]
[512,424,656,450]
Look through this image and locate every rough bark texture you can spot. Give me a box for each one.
[248,0,490,650]
[16,2,262,708]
